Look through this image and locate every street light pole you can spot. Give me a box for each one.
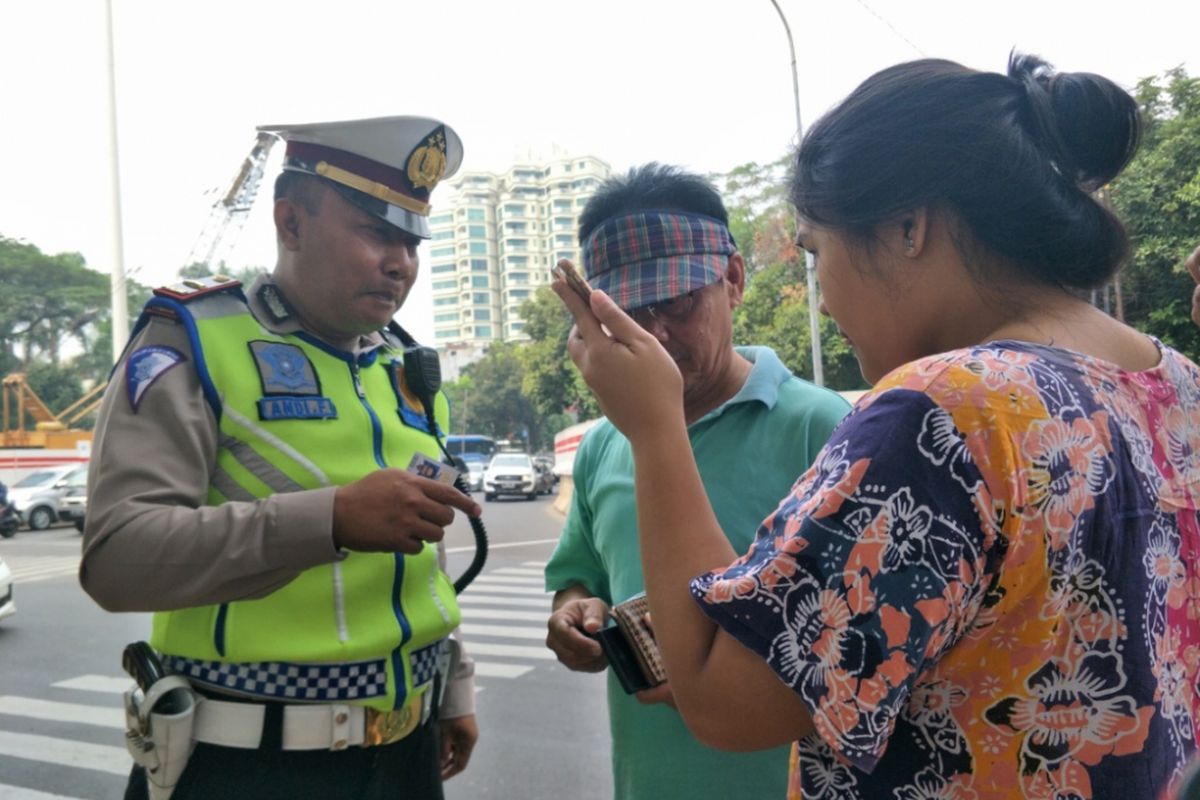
[768,0,824,387]
[103,0,129,363]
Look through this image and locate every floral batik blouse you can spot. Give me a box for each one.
[692,340,1200,799]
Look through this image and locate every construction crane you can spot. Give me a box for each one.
[0,373,104,449]
[183,131,277,272]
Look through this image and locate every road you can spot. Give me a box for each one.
[0,492,612,799]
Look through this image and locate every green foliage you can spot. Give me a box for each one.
[731,259,866,390]
[448,341,544,450]
[0,237,109,367]
[517,287,599,425]
[1110,66,1200,362]
[716,157,865,390]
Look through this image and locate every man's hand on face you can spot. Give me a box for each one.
[546,597,610,672]
[331,469,479,553]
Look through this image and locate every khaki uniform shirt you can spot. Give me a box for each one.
[80,274,475,717]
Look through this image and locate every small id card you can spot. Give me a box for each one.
[406,453,460,486]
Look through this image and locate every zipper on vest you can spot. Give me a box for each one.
[351,363,366,399]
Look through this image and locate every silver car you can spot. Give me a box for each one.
[8,464,86,530]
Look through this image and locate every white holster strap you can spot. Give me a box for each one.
[123,676,198,800]
[192,689,432,751]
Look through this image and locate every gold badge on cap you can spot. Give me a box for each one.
[407,129,448,191]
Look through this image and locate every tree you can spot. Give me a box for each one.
[0,237,111,369]
[1110,66,1200,363]
[456,341,544,450]
[517,286,600,426]
[716,158,866,390]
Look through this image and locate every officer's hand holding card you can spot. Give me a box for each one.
[407,453,460,486]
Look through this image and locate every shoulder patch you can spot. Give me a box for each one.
[126,345,187,412]
[153,274,242,303]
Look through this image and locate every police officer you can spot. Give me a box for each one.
[81,116,481,800]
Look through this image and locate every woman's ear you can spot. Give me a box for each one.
[899,207,930,258]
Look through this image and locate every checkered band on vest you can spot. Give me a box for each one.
[409,640,447,689]
[164,655,388,702]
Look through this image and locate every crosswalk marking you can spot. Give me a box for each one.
[458,593,550,608]
[0,559,557,797]
[460,622,548,641]
[6,556,80,584]
[465,642,556,660]
[0,731,129,776]
[461,582,548,596]
[462,608,550,623]
[0,697,122,729]
[0,786,82,799]
[473,663,534,679]
[464,574,543,585]
[51,676,130,695]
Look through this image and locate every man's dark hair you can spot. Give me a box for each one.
[273,170,327,214]
[578,163,729,244]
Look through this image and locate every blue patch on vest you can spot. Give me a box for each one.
[126,345,186,412]
[250,341,321,395]
[258,396,338,420]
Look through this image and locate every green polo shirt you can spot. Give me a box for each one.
[545,346,850,800]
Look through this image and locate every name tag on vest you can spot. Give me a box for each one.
[258,396,338,420]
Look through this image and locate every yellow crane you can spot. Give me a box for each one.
[0,373,105,449]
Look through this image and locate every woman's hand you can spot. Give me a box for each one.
[551,261,685,444]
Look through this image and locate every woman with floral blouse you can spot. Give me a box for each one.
[554,53,1200,799]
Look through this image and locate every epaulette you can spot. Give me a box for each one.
[153,274,242,302]
[144,305,181,322]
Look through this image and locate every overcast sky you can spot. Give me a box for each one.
[2,0,1195,342]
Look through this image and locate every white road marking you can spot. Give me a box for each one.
[0,697,122,729]
[0,731,129,776]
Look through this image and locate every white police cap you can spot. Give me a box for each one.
[257,115,464,239]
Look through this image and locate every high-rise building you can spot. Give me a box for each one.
[428,154,611,368]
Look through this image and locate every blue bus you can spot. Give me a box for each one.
[445,435,497,491]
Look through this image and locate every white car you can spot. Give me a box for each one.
[8,464,84,530]
[0,554,15,622]
[482,453,539,501]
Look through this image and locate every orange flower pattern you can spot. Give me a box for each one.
[692,341,1200,799]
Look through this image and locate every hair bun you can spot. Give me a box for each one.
[1009,52,1140,191]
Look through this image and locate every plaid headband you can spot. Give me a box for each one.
[581,210,737,310]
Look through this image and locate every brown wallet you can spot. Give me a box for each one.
[592,593,667,694]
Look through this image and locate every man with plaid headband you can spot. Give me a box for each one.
[544,163,850,799]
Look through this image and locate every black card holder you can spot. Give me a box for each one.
[591,626,653,694]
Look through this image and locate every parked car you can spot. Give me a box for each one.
[533,460,555,495]
[8,464,84,531]
[482,452,539,501]
[58,466,89,533]
[0,554,15,623]
[533,455,559,489]
[465,461,487,493]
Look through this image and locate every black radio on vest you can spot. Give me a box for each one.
[390,323,488,593]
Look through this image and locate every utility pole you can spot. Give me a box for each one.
[768,0,824,386]
[103,0,129,362]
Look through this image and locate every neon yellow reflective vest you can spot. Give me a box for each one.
[146,288,460,711]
